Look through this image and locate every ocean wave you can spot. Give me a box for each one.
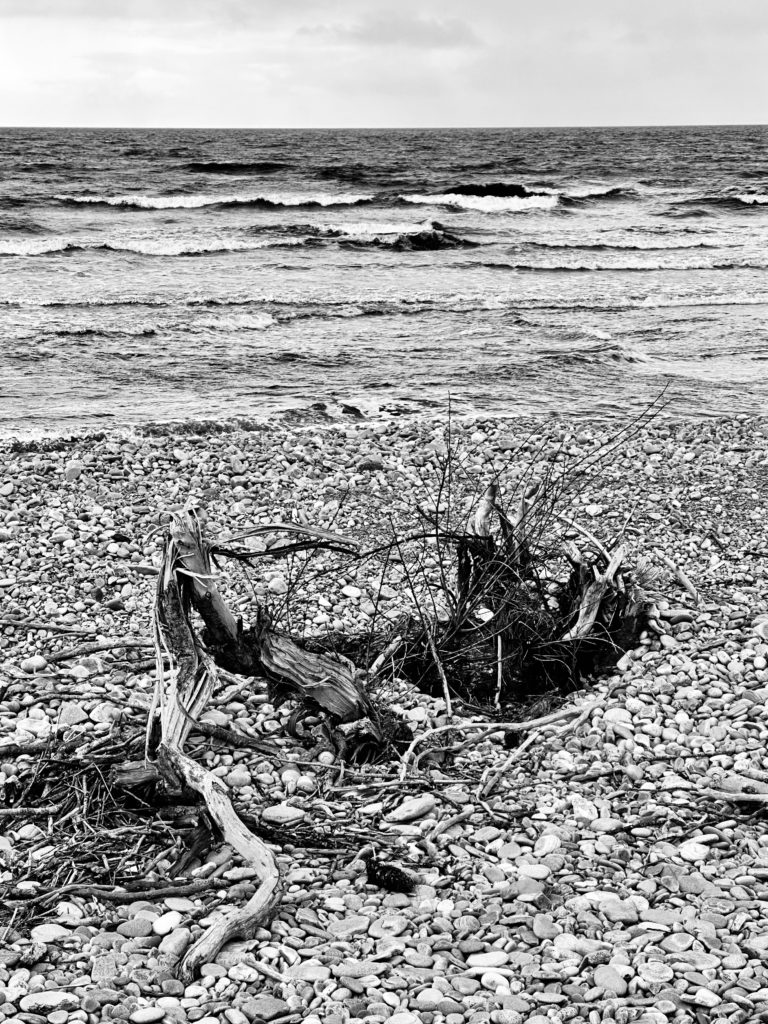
[401,192,558,213]
[54,327,157,338]
[330,221,476,250]
[439,182,546,199]
[476,260,768,273]
[670,193,768,212]
[538,343,651,365]
[55,191,376,210]
[521,240,719,251]
[0,239,301,257]
[344,228,476,251]
[192,312,276,331]
[0,221,476,257]
[185,160,293,175]
[560,186,639,206]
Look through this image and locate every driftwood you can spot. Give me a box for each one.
[131,468,657,976]
[165,512,371,724]
[148,514,282,981]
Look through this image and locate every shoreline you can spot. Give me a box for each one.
[2,412,768,1021]
[2,399,764,449]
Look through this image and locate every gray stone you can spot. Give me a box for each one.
[385,793,437,823]
[20,992,79,1013]
[158,927,191,958]
[30,923,70,942]
[59,702,89,726]
[599,898,639,925]
[130,1010,165,1024]
[91,953,119,982]
[637,961,674,983]
[368,915,409,938]
[532,914,561,939]
[593,965,627,996]
[152,911,182,936]
[328,915,370,939]
[466,951,508,968]
[289,961,331,982]
[240,995,290,1022]
[225,767,251,788]
[262,803,306,825]
[331,960,389,978]
[21,654,48,674]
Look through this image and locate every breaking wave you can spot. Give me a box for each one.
[55,192,376,210]
[439,182,546,199]
[538,344,651,365]
[0,220,477,257]
[402,192,558,213]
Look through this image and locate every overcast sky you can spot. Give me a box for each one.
[1,0,766,128]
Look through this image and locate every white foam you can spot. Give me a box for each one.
[56,192,374,210]
[0,238,70,256]
[401,193,559,213]
[331,219,438,237]
[193,312,276,331]
[736,193,768,205]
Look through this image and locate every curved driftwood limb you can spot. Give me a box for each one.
[148,510,283,978]
[158,743,282,983]
[656,550,699,606]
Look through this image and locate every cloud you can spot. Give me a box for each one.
[304,12,480,49]
[1,0,767,126]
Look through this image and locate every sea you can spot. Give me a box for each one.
[1,124,767,438]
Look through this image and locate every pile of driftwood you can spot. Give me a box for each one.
[128,468,660,977]
[4,459,664,980]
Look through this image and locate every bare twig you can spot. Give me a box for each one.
[398,702,594,780]
[655,551,699,606]
[46,640,152,664]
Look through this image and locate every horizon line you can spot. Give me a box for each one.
[1,121,767,132]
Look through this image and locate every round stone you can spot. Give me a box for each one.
[369,915,409,938]
[594,965,628,996]
[678,841,709,862]
[466,951,508,968]
[638,961,674,984]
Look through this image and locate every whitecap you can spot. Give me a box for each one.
[736,193,768,205]
[55,192,375,210]
[401,193,559,213]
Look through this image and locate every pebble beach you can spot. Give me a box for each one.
[3,410,768,1024]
